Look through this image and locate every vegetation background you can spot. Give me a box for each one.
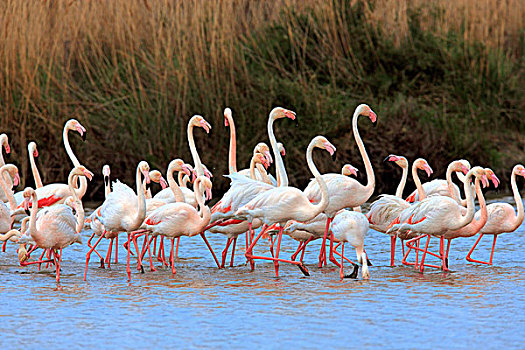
[0,0,523,200]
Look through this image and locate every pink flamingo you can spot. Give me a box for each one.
[13,119,88,209]
[141,176,213,274]
[406,159,472,205]
[386,166,485,272]
[0,164,21,235]
[303,104,377,268]
[235,135,336,277]
[17,166,92,283]
[466,164,525,265]
[84,161,151,281]
[366,156,433,266]
[27,142,43,188]
[0,133,12,202]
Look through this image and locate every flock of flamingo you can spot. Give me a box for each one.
[0,104,523,283]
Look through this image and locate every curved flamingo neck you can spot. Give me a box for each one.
[456,170,478,229]
[306,143,329,217]
[510,168,524,230]
[352,110,374,195]
[445,163,464,205]
[268,114,288,187]
[249,157,258,180]
[226,114,237,174]
[68,173,85,233]
[63,126,87,198]
[132,165,147,231]
[462,177,487,235]
[104,177,111,198]
[0,229,20,242]
[0,166,16,211]
[193,178,211,232]
[412,164,426,201]
[395,164,408,198]
[29,147,43,188]
[188,122,204,177]
[178,171,186,188]
[256,164,272,184]
[167,166,185,202]
[28,191,39,242]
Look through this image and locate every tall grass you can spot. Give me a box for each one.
[0,0,523,198]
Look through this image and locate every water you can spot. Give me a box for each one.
[1,197,524,349]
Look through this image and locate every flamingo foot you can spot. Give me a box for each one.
[99,258,105,269]
[344,264,359,279]
[297,263,310,276]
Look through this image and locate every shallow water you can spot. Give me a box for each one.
[1,197,524,349]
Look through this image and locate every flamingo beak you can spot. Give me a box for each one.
[23,198,30,211]
[142,170,151,184]
[224,116,229,127]
[280,147,286,157]
[481,175,489,188]
[423,164,433,177]
[266,223,280,233]
[206,188,212,201]
[369,110,377,126]
[200,119,212,133]
[182,164,192,177]
[323,141,336,160]
[265,150,273,164]
[384,155,399,162]
[83,169,94,181]
[350,167,358,177]
[204,168,213,178]
[284,110,296,120]
[262,158,269,169]
[520,169,525,177]
[76,124,87,141]
[13,174,20,187]
[160,177,168,189]
[104,175,110,187]
[461,165,469,175]
[5,143,11,154]
[34,150,39,158]
[490,174,500,188]
[192,170,197,182]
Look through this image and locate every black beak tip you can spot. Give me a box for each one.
[367,257,373,266]
[25,209,31,216]
[372,120,378,127]
[104,176,109,187]
[331,153,337,161]
[81,132,87,142]
[383,156,390,163]
[145,182,151,191]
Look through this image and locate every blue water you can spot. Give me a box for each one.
[0,197,523,349]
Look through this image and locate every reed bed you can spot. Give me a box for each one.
[0,0,523,198]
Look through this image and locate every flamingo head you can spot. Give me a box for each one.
[181,163,192,177]
[277,142,286,157]
[192,115,212,134]
[357,104,377,126]
[270,107,297,122]
[224,108,232,127]
[102,164,111,187]
[22,187,35,213]
[149,170,168,189]
[67,119,87,141]
[191,169,197,182]
[4,165,20,188]
[414,158,433,177]
[255,143,272,164]
[138,161,151,184]
[314,136,337,160]
[484,168,500,188]
[384,154,408,169]
[17,244,28,264]
[341,164,358,177]
[203,165,213,179]
[73,166,93,181]
[28,141,39,158]
[1,134,10,154]
[515,164,525,178]
[196,176,213,201]
[253,153,270,169]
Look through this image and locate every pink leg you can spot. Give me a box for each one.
[131,233,143,272]
[200,233,221,268]
[339,243,345,279]
[269,235,275,257]
[440,235,449,271]
[329,232,340,267]
[332,243,356,265]
[319,217,332,267]
[114,236,118,264]
[390,235,396,267]
[273,227,284,277]
[170,238,176,275]
[87,233,104,262]
[489,235,497,265]
[106,238,113,269]
[291,241,304,261]
[229,237,237,267]
[221,238,233,268]
[419,235,431,273]
[83,233,106,281]
[147,236,156,272]
[175,237,180,258]
[300,237,313,263]
[126,233,132,281]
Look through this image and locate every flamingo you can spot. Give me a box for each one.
[141,176,213,274]
[466,164,525,265]
[0,164,21,237]
[84,161,151,281]
[366,156,433,266]
[238,143,276,184]
[406,159,473,205]
[0,133,12,202]
[331,210,370,279]
[235,135,336,277]
[154,160,196,205]
[208,152,270,268]
[386,166,485,272]
[17,166,92,283]
[13,119,88,210]
[303,104,377,268]
[145,170,168,199]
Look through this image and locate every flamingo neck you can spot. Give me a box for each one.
[132,166,147,231]
[256,164,272,184]
[63,126,87,199]
[28,191,39,242]
[412,165,426,200]
[510,168,524,230]
[395,164,408,198]
[178,171,186,188]
[463,177,487,234]
[0,229,20,242]
[193,178,211,232]
[352,111,374,196]
[249,158,258,180]
[188,123,204,177]
[445,164,463,205]
[167,166,185,202]
[268,115,288,187]
[104,178,111,198]
[29,150,43,188]
[0,167,16,211]
[306,143,329,217]
[68,173,85,233]
[456,171,477,229]
[226,115,237,174]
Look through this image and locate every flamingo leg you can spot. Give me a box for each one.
[200,233,221,268]
[440,236,449,271]
[300,237,313,263]
[230,237,237,267]
[445,239,451,269]
[269,235,275,258]
[291,241,304,261]
[87,233,104,262]
[390,235,396,267]
[106,238,113,269]
[157,236,164,262]
[273,227,284,278]
[339,243,345,279]
[126,233,132,281]
[332,243,356,265]
[175,237,181,258]
[131,233,143,272]
[405,235,443,269]
[114,236,118,264]
[152,236,157,256]
[419,235,431,273]
[170,237,176,275]
[83,233,106,281]
[328,231,340,267]
[2,240,6,252]
[221,237,233,268]
[38,249,46,270]
[319,217,332,267]
[147,236,156,272]
[489,235,497,265]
